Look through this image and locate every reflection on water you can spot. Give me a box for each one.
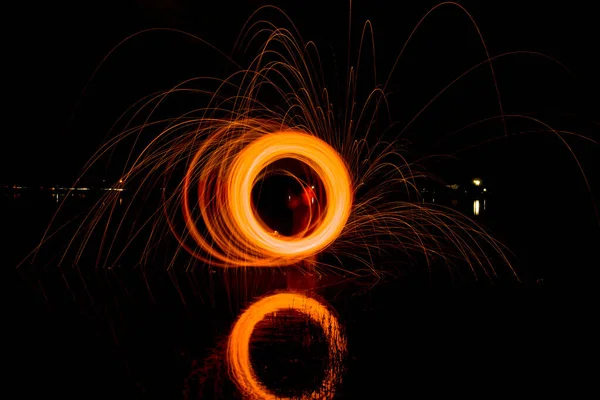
[227,291,346,400]
[7,182,498,399]
[2,191,126,206]
[6,189,561,399]
[473,199,487,216]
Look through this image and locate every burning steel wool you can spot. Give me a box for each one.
[27,2,522,282]
[179,126,352,267]
[20,2,599,400]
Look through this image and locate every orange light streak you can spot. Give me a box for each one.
[227,292,346,399]
[179,123,353,268]
[228,132,351,260]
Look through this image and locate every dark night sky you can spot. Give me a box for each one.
[4,3,599,396]
[3,0,598,182]
[4,1,600,263]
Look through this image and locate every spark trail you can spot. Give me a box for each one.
[26,3,542,283]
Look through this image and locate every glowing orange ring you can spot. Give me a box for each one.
[179,123,353,268]
[227,131,352,259]
[227,292,347,399]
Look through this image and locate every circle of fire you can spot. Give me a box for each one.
[39,7,518,281]
[180,123,353,268]
[227,292,346,400]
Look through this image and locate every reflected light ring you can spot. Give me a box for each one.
[227,292,346,400]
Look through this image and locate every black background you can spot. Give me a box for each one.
[5,1,599,398]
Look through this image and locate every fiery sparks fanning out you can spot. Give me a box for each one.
[227,292,346,399]
[27,3,525,281]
